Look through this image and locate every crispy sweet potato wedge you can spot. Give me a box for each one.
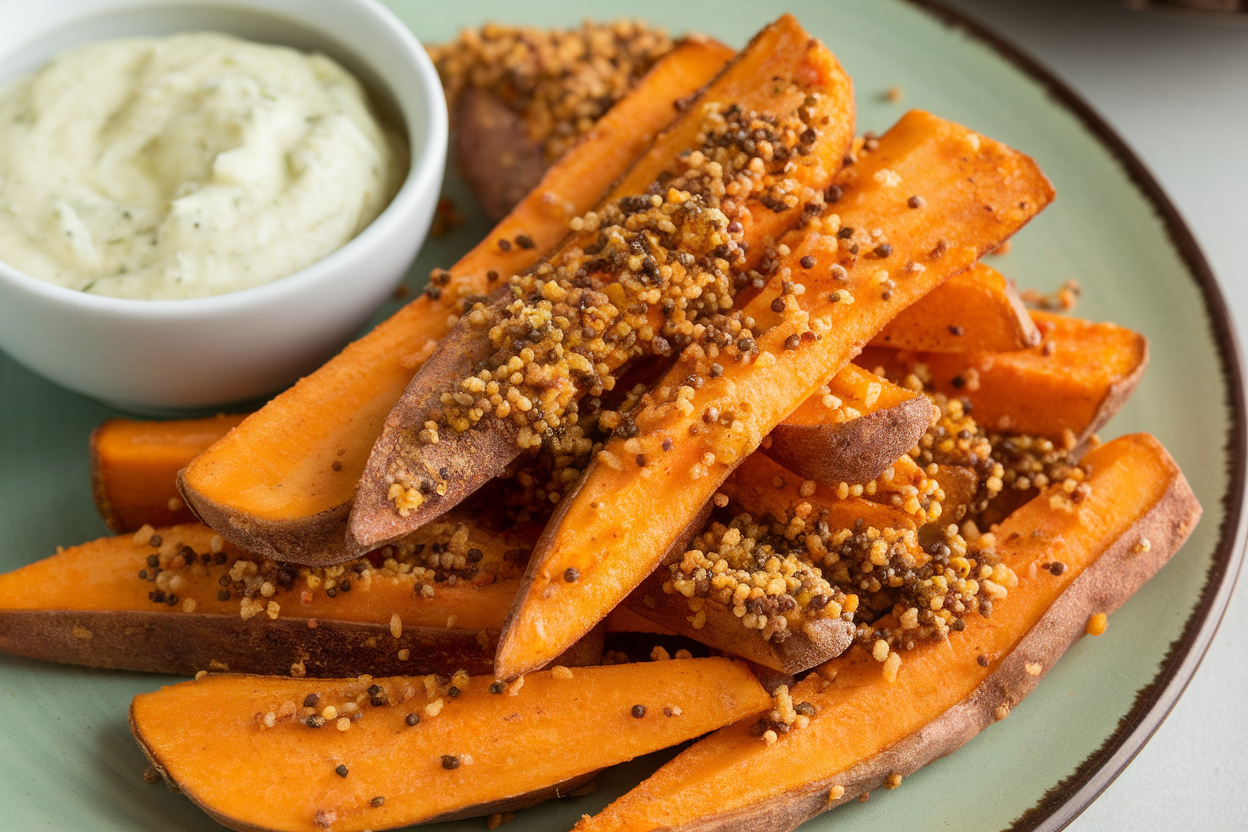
[768,364,932,486]
[91,414,247,533]
[177,37,731,566]
[348,15,857,554]
[130,659,770,832]
[496,110,1056,680]
[861,311,1148,443]
[576,432,1200,832]
[870,262,1039,352]
[0,522,605,677]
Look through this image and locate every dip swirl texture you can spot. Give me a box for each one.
[0,33,405,299]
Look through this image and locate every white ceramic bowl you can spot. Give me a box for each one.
[0,0,446,413]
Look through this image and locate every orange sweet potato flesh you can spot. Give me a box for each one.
[769,364,932,486]
[177,38,733,566]
[861,310,1148,444]
[577,433,1200,832]
[130,658,770,832]
[870,262,1039,352]
[348,15,857,553]
[496,110,1056,680]
[91,415,247,533]
[0,522,608,678]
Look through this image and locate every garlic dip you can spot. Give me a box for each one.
[0,33,405,299]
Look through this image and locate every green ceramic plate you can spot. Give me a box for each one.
[0,1,1243,830]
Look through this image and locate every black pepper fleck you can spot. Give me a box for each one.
[405,713,421,726]
[441,755,461,770]
[564,567,580,583]
[335,764,349,778]
[631,704,646,718]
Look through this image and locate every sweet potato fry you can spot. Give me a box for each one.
[861,311,1148,443]
[130,659,771,832]
[870,262,1039,352]
[768,364,931,486]
[91,414,246,533]
[0,521,597,677]
[496,110,1055,680]
[348,14,857,554]
[576,433,1200,832]
[177,36,732,566]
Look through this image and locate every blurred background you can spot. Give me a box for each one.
[943,2,1248,829]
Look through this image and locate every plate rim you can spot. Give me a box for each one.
[906,2,1248,830]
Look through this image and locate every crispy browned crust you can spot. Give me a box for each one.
[1080,332,1149,444]
[176,473,352,565]
[0,611,602,679]
[765,394,933,486]
[348,297,518,555]
[453,86,549,222]
[655,462,1200,832]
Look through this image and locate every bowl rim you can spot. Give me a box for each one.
[0,0,448,317]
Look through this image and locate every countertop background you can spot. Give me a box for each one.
[941,1,1248,829]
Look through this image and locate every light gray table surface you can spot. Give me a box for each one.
[941,2,1248,829]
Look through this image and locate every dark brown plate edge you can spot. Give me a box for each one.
[899,2,1248,831]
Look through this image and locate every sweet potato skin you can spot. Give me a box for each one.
[766,393,931,486]
[0,610,601,679]
[575,434,1200,832]
[454,86,547,222]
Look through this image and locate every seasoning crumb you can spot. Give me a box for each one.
[142,766,160,784]
[976,654,990,668]
[370,796,385,808]
[551,665,574,680]
[1086,612,1108,636]
[335,764,349,778]
[488,681,506,695]
[885,85,904,103]
[885,773,903,790]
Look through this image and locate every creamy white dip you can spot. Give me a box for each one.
[0,33,405,299]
